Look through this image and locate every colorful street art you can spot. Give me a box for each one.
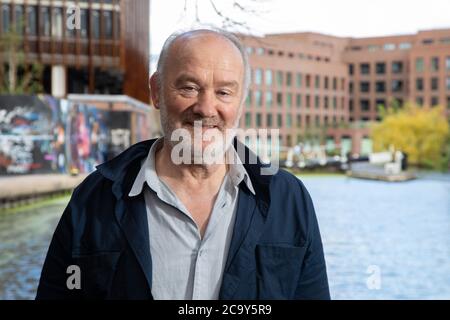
[0,95,151,175]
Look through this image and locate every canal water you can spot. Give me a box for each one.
[0,174,449,299]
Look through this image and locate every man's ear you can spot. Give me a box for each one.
[149,73,161,110]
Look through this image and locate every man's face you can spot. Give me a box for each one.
[153,33,245,156]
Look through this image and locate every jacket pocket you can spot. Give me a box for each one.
[73,251,121,299]
[255,244,307,299]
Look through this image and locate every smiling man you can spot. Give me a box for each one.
[36,29,330,300]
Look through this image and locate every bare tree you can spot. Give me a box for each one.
[180,0,270,33]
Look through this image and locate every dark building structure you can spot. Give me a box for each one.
[0,0,150,103]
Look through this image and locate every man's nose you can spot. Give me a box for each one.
[192,90,218,118]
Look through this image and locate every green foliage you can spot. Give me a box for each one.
[371,102,450,170]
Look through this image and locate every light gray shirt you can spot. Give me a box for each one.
[128,138,255,300]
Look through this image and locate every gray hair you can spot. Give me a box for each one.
[155,28,251,104]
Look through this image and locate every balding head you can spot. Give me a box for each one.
[154,29,250,104]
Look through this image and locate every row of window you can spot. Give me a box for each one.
[243,112,346,128]
[246,47,331,63]
[347,42,412,52]
[349,96,450,111]
[251,69,346,90]
[350,80,405,93]
[346,37,450,52]
[415,77,450,91]
[246,90,346,110]
[349,57,450,75]
[349,61,404,75]
[1,4,118,39]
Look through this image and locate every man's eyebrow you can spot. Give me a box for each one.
[174,74,200,86]
[216,80,239,89]
[174,75,240,89]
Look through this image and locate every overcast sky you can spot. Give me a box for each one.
[150,0,450,69]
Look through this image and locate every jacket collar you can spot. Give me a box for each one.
[96,138,275,207]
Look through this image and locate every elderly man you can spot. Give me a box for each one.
[36,29,330,300]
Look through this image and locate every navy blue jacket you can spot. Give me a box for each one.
[36,138,330,300]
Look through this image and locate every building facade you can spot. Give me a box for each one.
[240,29,450,156]
[0,0,150,103]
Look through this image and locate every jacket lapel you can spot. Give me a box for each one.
[98,139,156,297]
[219,140,273,299]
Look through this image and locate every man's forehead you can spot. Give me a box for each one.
[168,32,244,67]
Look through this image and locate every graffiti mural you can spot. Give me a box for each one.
[0,95,151,175]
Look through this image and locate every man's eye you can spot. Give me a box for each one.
[182,86,196,92]
[218,90,231,96]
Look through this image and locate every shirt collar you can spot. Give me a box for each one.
[128,137,255,197]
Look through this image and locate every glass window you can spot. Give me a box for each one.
[399,42,411,50]
[431,57,439,72]
[265,70,272,86]
[256,47,264,55]
[306,95,310,108]
[447,97,450,109]
[287,93,292,108]
[286,72,292,87]
[416,78,423,91]
[392,61,403,73]
[306,74,311,88]
[265,91,273,107]
[2,4,10,32]
[431,97,439,106]
[296,94,301,108]
[376,62,386,74]
[266,114,272,127]
[92,10,100,38]
[376,81,385,93]
[360,63,370,74]
[447,77,450,90]
[277,114,282,127]
[333,97,337,109]
[41,7,50,36]
[415,57,424,72]
[431,78,439,91]
[286,114,292,128]
[446,56,450,71]
[333,77,337,90]
[276,92,282,107]
[315,75,320,89]
[51,7,63,37]
[245,90,252,107]
[14,5,23,34]
[392,80,403,92]
[360,81,370,93]
[26,6,37,35]
[296,73,302,87]
[103,10,113,39]
[254,68,262,85]
[315,96,320,109]
[324,96,329,109]
[324,77,329,89]
[276,71,283,86]
[383,43,395,51]
[360,99,370,111]
[255,90,262,107]
[80,9,88,38]
[349,64,354,75]
[256,113,262,127]
[245,113,251,127]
